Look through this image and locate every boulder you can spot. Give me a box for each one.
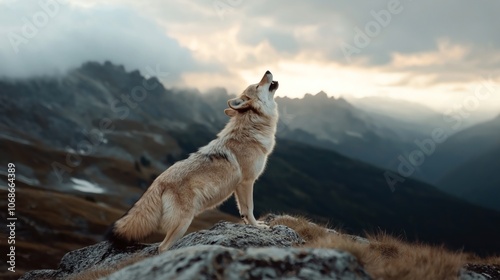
[170,221,304,250]
[103,245,371,280]
[20,242,157,280]
[21,221,371,280]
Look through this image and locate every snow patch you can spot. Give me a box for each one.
[71,178,105,194]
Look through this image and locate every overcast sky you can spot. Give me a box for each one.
[1,0,499,114]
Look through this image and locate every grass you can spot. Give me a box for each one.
[268,214,500,280]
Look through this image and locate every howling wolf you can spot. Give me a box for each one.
[106,71,280,252]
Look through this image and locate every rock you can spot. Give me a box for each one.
[340,233,370,244]
[104,245,371,280]
[170,221,304,250]
[459,268,487,280]
[462,264,500,280]
[20,221,303,279]
[20,242,157,280]
[21,221,369,279]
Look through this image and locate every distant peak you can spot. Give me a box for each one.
[79,61,127,74]
[303,91,331,100]
[316,91,329,99]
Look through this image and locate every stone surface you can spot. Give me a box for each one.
[462,264,500,280]
[20,221,305,279]
[170,221,305,250]
[459,268,488,280]
[104,245,371,280]
[20,242,157,280]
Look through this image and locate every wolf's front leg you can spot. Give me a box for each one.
[235,180,259,226]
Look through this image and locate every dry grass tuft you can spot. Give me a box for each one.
[469,254,500,265]
[67,268,115,280]
[267,215,330,242]
[367,234,465,280]
[486,256,500,265]
[269,214,469,280]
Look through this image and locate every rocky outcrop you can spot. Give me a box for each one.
[19,218,494,280]
[104,245,370,280]
[170,222,304,250]
[462,264,500,280]
[19,242,157,280]
[459,269,487,280]
[21,221,370,280]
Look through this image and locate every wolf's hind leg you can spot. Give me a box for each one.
[157,195,194,252]
[158,214,193,253]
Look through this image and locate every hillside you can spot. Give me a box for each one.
[346,96,441,125]
[0,184,238,279]
[420,115,500,184]
[438,142,500,212]
[275,94,430,172]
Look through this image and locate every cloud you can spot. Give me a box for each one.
[386,40,500,87]
[237,27,299,54]
[0,0,498,109]
[234,0,500,66]
[0,1,220,79]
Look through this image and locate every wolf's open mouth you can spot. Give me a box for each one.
[269,81,279,91]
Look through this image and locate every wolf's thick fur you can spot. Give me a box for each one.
[107,71,279,252]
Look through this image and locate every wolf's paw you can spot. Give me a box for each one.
[255,220,270,228]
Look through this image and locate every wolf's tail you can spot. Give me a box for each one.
[105,186,163,248]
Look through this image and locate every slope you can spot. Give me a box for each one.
[421,115,500,183]
[438,142,500,212]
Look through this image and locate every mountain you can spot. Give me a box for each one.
[437,127,500,211]
[420,115,500,184]
[345,96,456,138]
[1,61,500,258]
[275,93,431,172]
[348,97,500,211]
[347,96,441,126]
[347,96,493,134]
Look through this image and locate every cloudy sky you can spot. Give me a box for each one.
[1,0,499,114]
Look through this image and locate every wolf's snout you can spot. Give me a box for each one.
[259,70,273,86]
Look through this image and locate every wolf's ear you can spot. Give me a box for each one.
[224,108,237,117]
[227,97,250,110]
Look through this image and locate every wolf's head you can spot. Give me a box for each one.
[225,70,279,117]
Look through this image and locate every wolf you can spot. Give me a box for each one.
[106,71,279,252]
